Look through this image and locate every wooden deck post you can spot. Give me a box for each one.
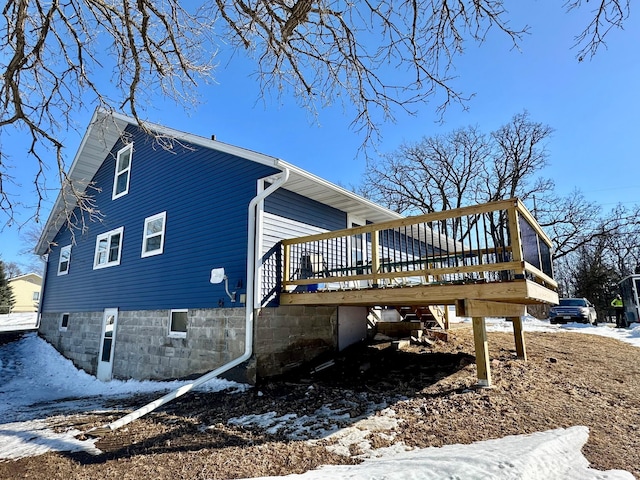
[371,229,380,287]
[444,304,450,330]
[283,243,291,286]
[510,315,527,361]
[472,316,491,387]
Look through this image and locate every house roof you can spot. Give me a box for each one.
[36,109,403,255]
[8,273,42,283]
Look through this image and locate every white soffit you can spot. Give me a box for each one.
[277,162,403,225]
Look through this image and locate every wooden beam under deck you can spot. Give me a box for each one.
[280,278,555,389]
[280,279,558,308]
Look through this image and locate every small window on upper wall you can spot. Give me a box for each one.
[59,313,70,331]
[57,245,71,275]
[141,212,167,258]
[32,291,40,301]
[112,143,133,199]
[169,309,188,337]
[94,227,124,269]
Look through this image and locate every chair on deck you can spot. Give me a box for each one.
[298,253,330,279]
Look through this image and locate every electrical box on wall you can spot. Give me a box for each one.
[210,268,225,284]
[240,293,246,304]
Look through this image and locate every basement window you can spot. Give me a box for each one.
[169,309,188,338]
[59,313,70,331]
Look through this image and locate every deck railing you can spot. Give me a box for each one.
[276,198,556,296]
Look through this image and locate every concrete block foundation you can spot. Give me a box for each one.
[38,305,339,383]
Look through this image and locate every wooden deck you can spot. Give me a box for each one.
[274,199,559,387]
[279,199,557,308]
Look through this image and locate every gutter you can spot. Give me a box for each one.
[87,168,290,436]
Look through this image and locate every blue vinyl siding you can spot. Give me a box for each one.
[42,125,278,312]
[265,187,347,231]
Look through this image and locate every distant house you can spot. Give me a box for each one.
[8,273,42,313]
[35,109,410,382]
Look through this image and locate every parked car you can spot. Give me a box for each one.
[549,298,598,325]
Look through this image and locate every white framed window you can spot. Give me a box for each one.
[112,143,133,199]
[59,313,70,331]
[57,245,71,275]
[169,309,188,337]
[93,227,124,269]
[141,212,167,258]
[32,291,40,301]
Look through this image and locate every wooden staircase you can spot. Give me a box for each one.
[369,305,450,343]
[397,305,446,327]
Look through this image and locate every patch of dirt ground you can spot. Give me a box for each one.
[2,326,640,479]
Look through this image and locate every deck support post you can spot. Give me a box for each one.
[371,230,380,287]
[510,315,527,361]
[457,299,529,386]
[444,304,451,330]
[472,316,491,387]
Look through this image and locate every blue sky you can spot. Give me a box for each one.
[1,2,638,271]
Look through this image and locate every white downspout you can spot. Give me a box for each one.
[35,255,48,330]
[88,168,290,436]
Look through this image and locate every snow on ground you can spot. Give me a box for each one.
[0,419,102,461]
[1,323,638,478]
[227,391,391,444]
[0,332,247,460]
[473,315,640,348]
[0,312,38,332]
[243,426,633,480]
[0,333,248,421]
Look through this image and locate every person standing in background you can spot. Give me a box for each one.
[611,295,625,328]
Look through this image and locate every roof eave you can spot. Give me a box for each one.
[275,160,403,224]
[35,109,129,255]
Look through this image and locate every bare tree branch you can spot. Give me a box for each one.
[0,0,631,236]
[483,110,554,203]
[564,0,630,61]
[534,189,603,260]
[1,0,215,231]
[208,0,528,146]
[364,111,553,214]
